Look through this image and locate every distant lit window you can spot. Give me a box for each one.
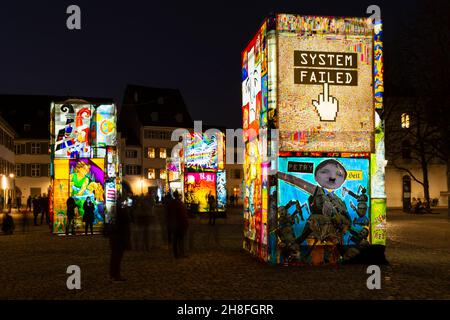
[147,147,155,158]
[31,143,41,154]
[401,113,410,128]
[14,144,21,155]
[159,169,167,180]
[147,168,156,179]
[159,148,167,159]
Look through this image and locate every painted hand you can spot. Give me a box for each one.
[312,83,338,121]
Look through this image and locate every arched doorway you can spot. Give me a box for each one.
[402,175,411,212]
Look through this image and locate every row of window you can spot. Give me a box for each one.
[143,130,173,140]
[124,165,167,180]
[0,129,14,151]
[14,142,49,155]
[15,163,50,177]
[125,147,169,159]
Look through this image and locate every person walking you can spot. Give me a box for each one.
[167,191,189,259]
[66,196,76,235]
[7,196,12,213]
[2,212,15,235]
[208,194,217,225]
[40,194,49,225]
[109,197,132,281]
[83,197,95,235]
[16,195,22,213]
[26,195,32,212]
[32,196,40,226]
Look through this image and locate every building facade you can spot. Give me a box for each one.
[0,115,16,210]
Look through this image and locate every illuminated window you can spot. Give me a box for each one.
[159,148,167,159]
[147,168,156,180]
[159,169,167,180]
[31,164,41,177]
[147,147,155,158]
[401,113,410,128]
[31,143,41,154]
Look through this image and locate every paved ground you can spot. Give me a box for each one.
[0,207,449,300]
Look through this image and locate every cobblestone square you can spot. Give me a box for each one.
[0,207,449,299]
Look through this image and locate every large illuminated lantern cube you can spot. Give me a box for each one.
[166,131,227,213]
[242,14,386,265]
[50,100,120,234]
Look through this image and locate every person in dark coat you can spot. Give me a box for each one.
[109,197,132,281]
[2,212,15,234]
[32,196,40,226]
[40,194,49,225]
[66,196,76,235]
[167,191,189,259]
[83,197,95,235]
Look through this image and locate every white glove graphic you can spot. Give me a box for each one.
[312,83,338,121]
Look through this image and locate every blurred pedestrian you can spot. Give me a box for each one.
[0,195,4,213]
[83,197,95,235]
[66,196,76,235]
[32,196,40,226]
[208,194,216,225]
[109,197,132,281]
[167,191,189,259]
[40,194,49,225]
[21,209,29,233]
[2,212,15,235]
[7,196,12,213]
[26,195,32,212]
[16,195,22,212]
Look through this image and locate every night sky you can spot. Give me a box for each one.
[0,0,421,128]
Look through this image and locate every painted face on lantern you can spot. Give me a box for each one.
[314,160,347,190]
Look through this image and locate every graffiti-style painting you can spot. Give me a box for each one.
[54,103,92,158]
[216,170,227,211]
[184,172,216,212]
[184,133,218,172]
[69,158,105,226]
[277,157,370,264]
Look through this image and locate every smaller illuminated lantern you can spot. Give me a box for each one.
[50,99,120,235]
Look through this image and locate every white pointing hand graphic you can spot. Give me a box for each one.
[312,83,338,121]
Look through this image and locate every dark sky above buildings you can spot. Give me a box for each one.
[0,0,421,128]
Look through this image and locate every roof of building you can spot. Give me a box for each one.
[120,84,193,130]
[0,94,114,139]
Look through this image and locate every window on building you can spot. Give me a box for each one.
[159,148,167,159]
[125,149,138,158]
[233,169,242,180]
[401,113,410,129]
[401,140,412,159]
[159,169,167,180]
[147,168,156,179]
[31,142,41,154]
[147,147,155,158]
[15,164,21,177]
[14,144,21,155]
[125,165,140,176]
[31,164,41,177]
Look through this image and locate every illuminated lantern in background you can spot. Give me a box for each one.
[166,131,227,213]
[50,99,120,234]
[242,14,386,265]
